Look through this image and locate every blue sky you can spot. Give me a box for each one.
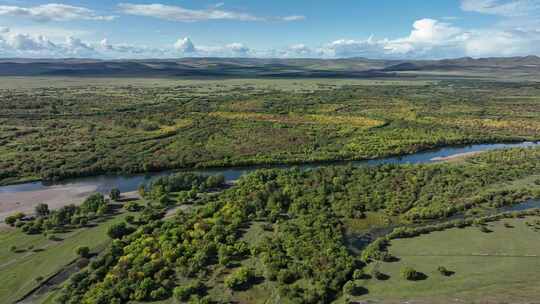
[0,0,539,58]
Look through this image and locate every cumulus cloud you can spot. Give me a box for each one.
[0,29,63,57]
[118,3,303,22]
[319,37,387,58]
[0,17,539,59]
[382,19,466,57]
[316,18,540,59]
[64,36,96,56]
[286,44,313,57]
[464,28,540,57]
[0,29,95,57]
[98,39,169,57]
[0,3,115,22]
[179,39,251,57]
[7,33,57,51]
[174,37,196,53]
[223,42,250,56]
[99,38,113,51]
[407,19,462,44]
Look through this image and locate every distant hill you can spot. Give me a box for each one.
[0,56,538,78]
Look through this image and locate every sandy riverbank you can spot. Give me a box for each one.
[431,151,484,162]
[0,184,140,222]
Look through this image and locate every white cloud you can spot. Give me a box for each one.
[316,18,540,59]
[5,33,57,51]
[0,29,93,57]
[119,3,260,22]
[461,0,540,17]
[286,44,312,57]
[223,42,250,56]
[280,15,306,22]
[118,3,304,22]
[464,29,540,56]
[187,40,252,57]
[382,18,466,57]
[100,38,113,51]
[64,36,96,56]
[0,3,115,22]
[98,39,169,57]
[407,19,462,44]
[4,25,89,40]
[319,37,389,58]
[174,37,196,53]
[0,17,539,59]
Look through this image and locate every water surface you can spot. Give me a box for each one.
[1,141,538,195]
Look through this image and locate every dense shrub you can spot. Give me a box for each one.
[173,281,204,302]
[76,246,90,258]
[5,212,25,226]
[343,280,366,296]
[35,203,50,217]
[400,267,423,281]
[109,188,121,201]
[55,146,540,304]
[224,267,254,291]
[107,222,133,239]
[437,266,453,276]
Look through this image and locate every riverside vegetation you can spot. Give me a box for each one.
[2,79,540,185]
[13,147,535,304]
[3,77,540,304]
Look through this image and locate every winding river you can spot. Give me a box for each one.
[1,141,539,220]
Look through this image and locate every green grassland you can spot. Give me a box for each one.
[2,77,540,185]
[205,215,540,304]
[45,147,540,304]
[1,148,539,304]
[0,77,431,90]
[0,212,134,303]
[117,215,540,304]
[353,217,540,304]
[3,75,540,304]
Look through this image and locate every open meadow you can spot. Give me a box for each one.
[0,211,136,304]
[354,217,540,304]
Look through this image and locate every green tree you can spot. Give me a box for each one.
[173,281,204,302]
[400,266,422,281]
[109,188,121,201]
[437,266,453,276]
[5,212,25,226]
[107,222,131,239]
[81,193,108,214]
[342,280,366,296]
[352,269,365,280]
[35,203,50,217]
[224,267,254,290]
[76,246,90,258]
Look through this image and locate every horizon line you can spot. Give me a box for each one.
[0,55,540,62]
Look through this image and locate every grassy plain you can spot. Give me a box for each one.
[3,75,540,304]
[0,77,431,89]
[142,216,540,304]
[353,217,540,303]
[2,77,540,185]
[13,148,540,304]
[0,212,134,303]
